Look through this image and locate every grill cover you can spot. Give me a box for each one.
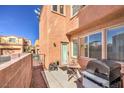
[85,60,121,83]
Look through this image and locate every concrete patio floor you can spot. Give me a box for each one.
[41,68,83,88]
[31,55,82,88]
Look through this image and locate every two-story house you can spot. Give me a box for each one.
[39,5,124,73]
[0,35,31,55]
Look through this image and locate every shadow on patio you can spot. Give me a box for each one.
[31,54,83,88]
[41,67,83,88]
[30,60,47,88]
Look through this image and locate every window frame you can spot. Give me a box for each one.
[79,36,89,58]
[88,32,102,59]
[79,31,103,59]
[106,25,124,61]
[70,5,86,18]
[71,38,78,58]
[51,5,65,16]
[59,5,64,15]
[78,23,124,63]
[51,5,58,12]
[71,5,80,18]
[9,38,16,43]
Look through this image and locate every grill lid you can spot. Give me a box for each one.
[85,60,121,80]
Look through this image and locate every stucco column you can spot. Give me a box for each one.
[102,30,107,59]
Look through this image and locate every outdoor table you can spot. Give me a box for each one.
[67,63,81,81]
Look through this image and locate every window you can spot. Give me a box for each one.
[52,5,65,15]
[80,32,102,59]
[72,39,78,57]
[52,5,57,12]
[80,37,88,57]
[60,5,64,14]
[107,26,124,61]
[71,5,85,16]
[9,38,16,43]
[72,5,81,16]
[89,33,102,59]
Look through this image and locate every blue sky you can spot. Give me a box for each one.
[0,5,41,45]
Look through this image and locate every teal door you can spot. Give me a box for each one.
[61,43,68,65]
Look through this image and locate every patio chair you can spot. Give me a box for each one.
[67,68,77,81]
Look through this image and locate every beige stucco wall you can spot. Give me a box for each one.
[39,5,124,69]
[39,6,70,69]
[0,36,31,55]
[0,53,32,88]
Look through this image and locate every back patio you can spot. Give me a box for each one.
[31,54,82,88]
[41,68,82,88]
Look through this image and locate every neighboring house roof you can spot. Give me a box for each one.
[0,35,23,39]
[0,35,28,40]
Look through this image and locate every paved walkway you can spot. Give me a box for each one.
[30,60,47,88]
[41,68,83,88]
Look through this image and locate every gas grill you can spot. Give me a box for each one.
[82,60,121,88]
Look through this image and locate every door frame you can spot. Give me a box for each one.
[60,42,69,66]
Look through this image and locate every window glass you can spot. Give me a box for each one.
[60,5,64,14]
[9,38,16,43]
[72,5,81,16]
[89,33,102,59]
[52,5,57,12]
[72,39,78,57]
[107,26,124,61]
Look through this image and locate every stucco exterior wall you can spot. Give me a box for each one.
[0,36,31,55]
[68,6,124,87]
[0,53,32,88]
[67,6,124,33]
[39,6,70,68]
[47,6,69,65]
[39,6,49,68]
[39,5,124,70]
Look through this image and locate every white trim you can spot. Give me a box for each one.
[59,5,65,16]
[79,36,89,58]
[106,24,124,60]
[70,5,87,19]
[102,23,124,60]
[51,5,66,16]
[71,38,78,58]
[51,5,58,12]
[63,5,66,16]
[61,42,69,65]
[79,31,102,59]
[87,36,89,58]
[102,30,107,59]
[72,22,124,62]
[70,5,79,18]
